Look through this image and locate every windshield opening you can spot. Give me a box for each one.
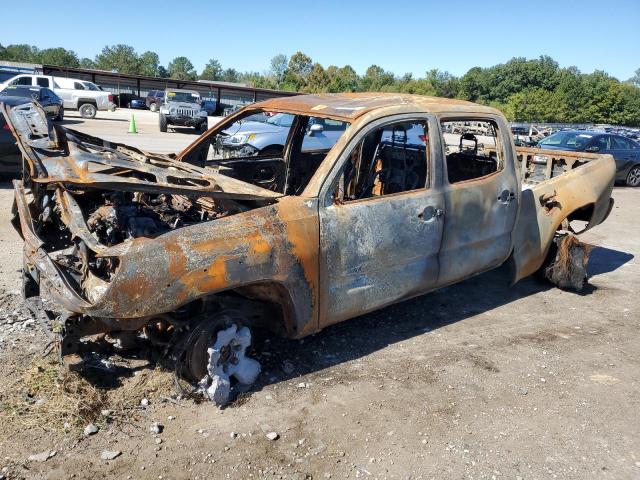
[180,109,349,195]
[265,113,294,128]
[82,82,101,91]
[167,91,200,103]
[539,131,592,150]
[0,87,40,99]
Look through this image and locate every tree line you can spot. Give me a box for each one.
[2,43,640,126]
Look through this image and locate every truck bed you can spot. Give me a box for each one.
[515,146,611,185]
[510,146,616,282]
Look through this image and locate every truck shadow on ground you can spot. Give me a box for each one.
[61,117,128,124]
[67,245,633,398]
[587,246,634,277]
[246,245,633,400]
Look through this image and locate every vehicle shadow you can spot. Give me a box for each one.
[57,119,85,126]
[0,178,18,187]
[247,244,634,399]
[68,245,633,400]
[587,246,634,277]
[63,117,129,124]
[169,126,204,135]
[249,266,542,392]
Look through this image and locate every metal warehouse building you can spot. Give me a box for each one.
[0,60,297,112]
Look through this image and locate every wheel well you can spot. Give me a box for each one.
[567,203,595,223]
[77,99,97,107]
[231,282,297,337]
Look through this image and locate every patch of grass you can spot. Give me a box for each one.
[0,357,175,433]
[0,358,106,432]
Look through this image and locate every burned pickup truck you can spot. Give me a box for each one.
[4,93,615,403]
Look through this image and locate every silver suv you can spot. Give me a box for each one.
[158,89,208,133]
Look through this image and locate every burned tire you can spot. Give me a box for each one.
[626,166,640,187]
[159,113,168,132]
[178,311,261,405]
[539,234,592,291]
[78,103,97,119]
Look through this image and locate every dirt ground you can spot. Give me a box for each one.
[0,113,639,479]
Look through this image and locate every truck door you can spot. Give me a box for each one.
[318,115,445,327]
[436,117,519,285]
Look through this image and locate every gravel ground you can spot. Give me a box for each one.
[0,118,638,479]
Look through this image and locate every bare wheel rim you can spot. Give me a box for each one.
[628,167,640,187]
[80,104,96,117]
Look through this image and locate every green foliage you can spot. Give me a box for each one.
[39,48,80,67]
[270,54,288,87]
[221,68,240,83]
[0,44,79,67]
[1,42,639,125]
[629,68,640,88]
[167,56,197,80]
[79,57,96,69]
[95,44,140,74]
[326,65,358,93]
[139,51,160,77]
[200,59,223,81]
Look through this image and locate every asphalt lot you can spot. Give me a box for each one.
[59,107,223,154]
[0,112,638,479]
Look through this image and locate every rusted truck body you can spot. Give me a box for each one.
[4,93,615,401]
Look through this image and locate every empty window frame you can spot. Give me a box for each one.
[440,119,504,184]
[334,120,429,203]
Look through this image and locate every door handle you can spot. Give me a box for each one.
[498,189,515,204]
[418,206,445,221]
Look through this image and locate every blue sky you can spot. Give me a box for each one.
[2,0,639,80]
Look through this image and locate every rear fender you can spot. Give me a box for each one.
[510,154,615,283]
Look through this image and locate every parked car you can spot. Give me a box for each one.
[0,85,64,121]
[223,103,251,116]
[78,81,104,91]
[0,74,115,119]
[114,93,147,109]
[537,130,640,186]
[0,105,24,176]
[5,93,615,404]
[158,89,208,133]
[201,99,218,116]
[217,112,347,158]
[145,90,165,111]
[0,101,46,176]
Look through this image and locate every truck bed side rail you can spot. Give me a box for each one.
[515,147,611,185]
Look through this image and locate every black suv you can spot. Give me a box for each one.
[145,90,165,112]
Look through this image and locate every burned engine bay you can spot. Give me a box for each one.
[19,125,280,293]
[41,188,245,283]
[7,103,284,403]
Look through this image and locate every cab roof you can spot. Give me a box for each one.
[166,88,199,94]
[254,92,501,121]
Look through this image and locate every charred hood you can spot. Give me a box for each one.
[2,101,281,202]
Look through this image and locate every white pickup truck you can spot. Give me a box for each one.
[0,74,115,119]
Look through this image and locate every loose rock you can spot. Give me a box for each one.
[150,422,164,434]
[28,450,55,462]
[84,423,99,436]
[265,432,280,441]
[101,450,121,460]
